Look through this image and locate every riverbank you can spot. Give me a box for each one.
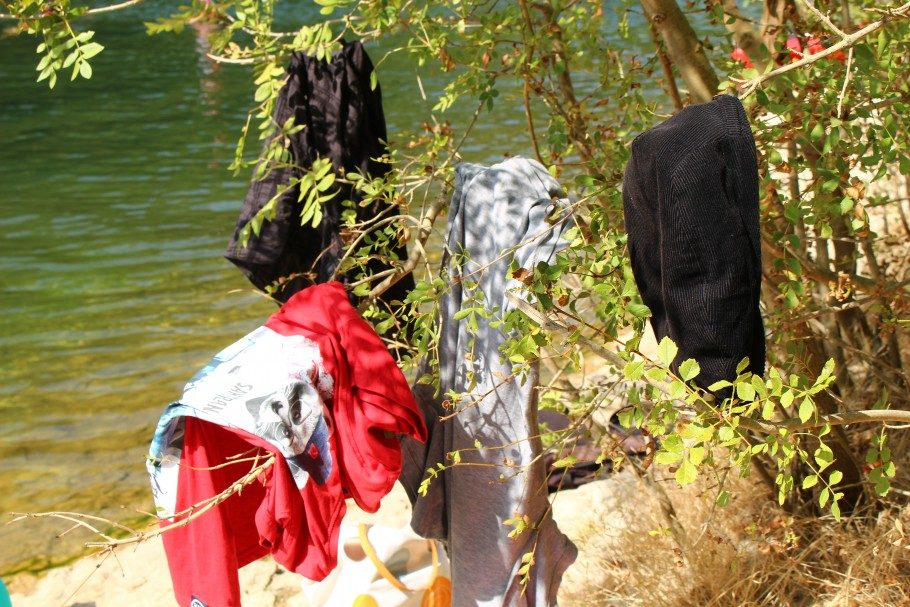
[6,473,653,606]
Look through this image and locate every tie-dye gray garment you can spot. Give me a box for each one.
[400,157,577,607]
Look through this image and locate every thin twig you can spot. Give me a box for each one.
[7,454,276,551]
[0,0,143,19]
[206,53,255,65]
[506,292,910,435]
[801,0,848,38]
[836,47,854,120]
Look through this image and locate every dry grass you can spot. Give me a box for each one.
[559,468,910,607]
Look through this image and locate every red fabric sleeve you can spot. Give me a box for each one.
[161,418,268,607]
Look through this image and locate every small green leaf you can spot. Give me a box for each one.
[655,450,682,465]
[81,42,104,59]
[678,358,700,381]
[718,426,736,442]
[802,474,818,489]
[623,360,644,381]
[646,367,667,383]
[552,455,578,469]
[780,389,794,408]
[798,397,814,423]
[675,459,697,486]
[667,379,687,400]
[735,357,750,374]
[828,470,843,485]
[626,302,650,318]
[707,380,732,392]
[736,381,756,402]
[716,490,730,507]
[657,336,678,367]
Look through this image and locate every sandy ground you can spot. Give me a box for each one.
[5,472,644,607]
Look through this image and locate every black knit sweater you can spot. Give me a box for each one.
[622,94,765,390]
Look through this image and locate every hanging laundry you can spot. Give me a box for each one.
[622,94,765,391]
[224,41,414,308]
[399,157,578,607]
[148,282,426,607]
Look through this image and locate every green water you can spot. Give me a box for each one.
[0,3,540,574]
[0,0,678,573]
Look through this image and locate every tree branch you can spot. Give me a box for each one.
[506,293,910,436]
[0,0,144,19]
[640,0,720,102]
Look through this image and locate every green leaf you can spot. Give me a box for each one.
[551,455,577,469]
[79,60,93,79]
[817,358,835,384]
[715,490,730,507]
[802,474,818,489]
[736,381,756,402]
[814,443,834,468]
[626,302,650,318]
[810,122,824,140]
[623,360,644,381]
[828,470,843,485]
[678,358,700,381]
[675,459,697,486]
[780,389,794,408]
[655,450,682,465]
[81,42,104,59]
[707,380,732,392]
[798,397,814,423]
[667,379,687,400]
[819,487,830,508]
[645,367,667,383]
[254,81,272,102]
[735,357,750,374]
[657,336,678,367]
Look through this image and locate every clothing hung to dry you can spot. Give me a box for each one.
[400,157,578,607]
[148,282,426,607]
[224,41,413,307]
[622,94,765,389]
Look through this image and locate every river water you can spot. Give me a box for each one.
[0,2,546,574]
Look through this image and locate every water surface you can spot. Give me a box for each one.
[0,2,533,573]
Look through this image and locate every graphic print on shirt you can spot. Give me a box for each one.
[147,326,334,518]
[243,380,333,485]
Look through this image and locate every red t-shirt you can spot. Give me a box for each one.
[159,282,426,607]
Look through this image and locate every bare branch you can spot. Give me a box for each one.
[801,0,848,38]
[0,0,143,19]
[836,47,854,119]
[6,454,276,551]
